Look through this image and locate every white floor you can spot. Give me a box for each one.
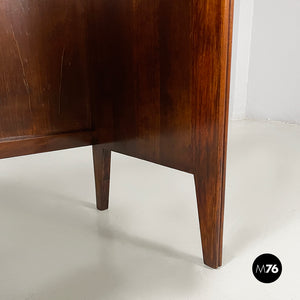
[0,120,299,300]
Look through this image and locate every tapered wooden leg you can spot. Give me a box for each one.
[194,173,225,269]
[92,145,111,211]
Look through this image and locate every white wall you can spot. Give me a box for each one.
[231,0,300,124]
[246,0,300,124]
[230,0,254,120]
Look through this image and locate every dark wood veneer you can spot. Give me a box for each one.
[0,0,91,140]
[0,0,234,269]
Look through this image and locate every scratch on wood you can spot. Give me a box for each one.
[58,47,65,115]
[11,25,32,112]
[1,73,10,99]
[18,0,26,14]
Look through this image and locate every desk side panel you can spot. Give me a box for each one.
[91,0,233,175]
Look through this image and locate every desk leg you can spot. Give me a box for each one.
[92,145,111,211]
[194,171,225,269]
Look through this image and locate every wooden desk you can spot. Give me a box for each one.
[0,0,233,269]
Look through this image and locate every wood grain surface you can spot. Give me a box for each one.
[0,0,234,269]
[90,0,234,268]
[0,0,91,142]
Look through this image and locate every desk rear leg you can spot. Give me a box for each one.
[92,145,111,211]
